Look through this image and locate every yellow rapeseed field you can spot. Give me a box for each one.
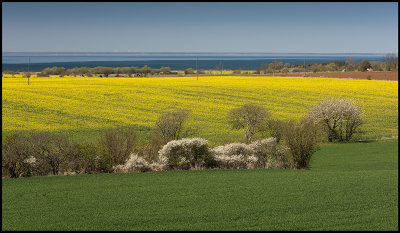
[2,76,398,144]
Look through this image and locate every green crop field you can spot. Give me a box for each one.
[2,140,398,231]
[2,76,398,145]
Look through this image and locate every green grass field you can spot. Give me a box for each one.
[2,140,398,231]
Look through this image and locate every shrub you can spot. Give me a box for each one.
[265,118,285,143]
[282,117,319,169]
[100,126,137,166]
[67,142,113,174]
[113,153,151,173]
[211,143,257,169]
[2,133,35,178]
[184,68,195,75]
[158,138,214,170]
[249,138,289,169]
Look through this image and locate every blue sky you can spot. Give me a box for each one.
[2,2,398,53]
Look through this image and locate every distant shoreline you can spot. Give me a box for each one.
[2,52,394,56]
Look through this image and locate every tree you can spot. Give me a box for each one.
[383,53,398,71]
[100,126,137,165]
[155,109,191,144]
[29,132,70,176]
[272,60,283,71]
[308,98,364,142]
[160,66,171,74]
[325,62,337,72]
[282,116,318,169]
[260,63,268,74]
[345,57,354,71]
[227,104,270,143]
[141,65,151,77]
[2,133,32,178]
[358,59,371,72]
[93,66,113,77]
[184,68,195,75]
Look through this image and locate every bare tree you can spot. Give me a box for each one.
[29,132,70,176]
[100,126,137,165]
[227,104,270,143]
[308,98,364,142]
[383,53,398,71]
[2,133,32,178]
[155,109,191,144]
[345,57,354,71]
[282,116,319,169]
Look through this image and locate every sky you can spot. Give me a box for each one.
[2,2,398,53]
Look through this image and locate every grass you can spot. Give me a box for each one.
[2,76,398,145]
[2,140,398,230]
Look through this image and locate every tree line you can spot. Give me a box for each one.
[251,53,398,75]
[2,53,397,77]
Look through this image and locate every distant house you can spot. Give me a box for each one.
[367,68,373,72]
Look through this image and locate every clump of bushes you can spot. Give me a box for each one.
[113,153,152,173]
[249,138,289,169]
[212,138,289,169]
[158,138,214,170]
[212,143,257,169]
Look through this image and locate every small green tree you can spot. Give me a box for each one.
[227,104,270,143]
[160,66,171,74]
[358,59,372,72]
[184,68,195,75]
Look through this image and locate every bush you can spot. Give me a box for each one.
[184,68,195,75]
[282,117,319,169]
[249,138,289,169]
[2,133,35,178]
[212,143,257,169]
[67,142,113,174]
[100,126,137,166]
[265,118,285,143]
[158,138,214,170]
[113,153,151,173]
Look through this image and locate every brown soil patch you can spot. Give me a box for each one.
[281,72,398,81]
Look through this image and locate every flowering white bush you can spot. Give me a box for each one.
[158,138,213,170]
[249,138,289,168]
[212,138,289,169]
[211,143,256,169]
[113,153,151,173]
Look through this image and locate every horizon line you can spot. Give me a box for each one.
[3,51,396,55]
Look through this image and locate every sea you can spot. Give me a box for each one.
[1,52,389,72]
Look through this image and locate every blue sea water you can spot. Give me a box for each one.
[1,52,388,72]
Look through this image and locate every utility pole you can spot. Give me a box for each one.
[304,56,306,77]
[196,56,198,80]
[28,56,30,85]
